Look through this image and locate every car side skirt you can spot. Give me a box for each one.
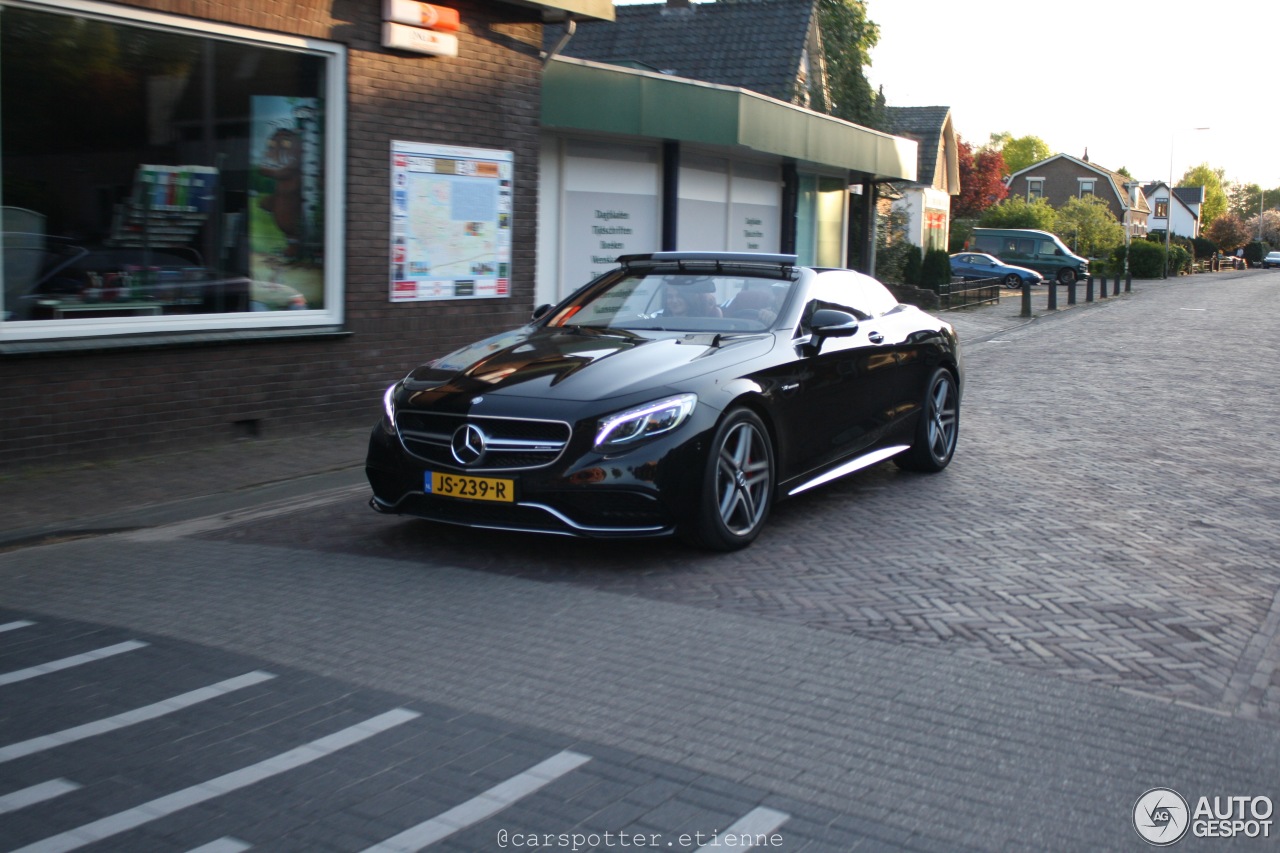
[786,444,911,497]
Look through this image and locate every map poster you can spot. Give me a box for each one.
[390,141,513,302]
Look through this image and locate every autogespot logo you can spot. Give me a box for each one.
[1134,788,1190,846]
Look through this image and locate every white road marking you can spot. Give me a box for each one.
[0,671,276,763]
[695,806,791,851]
[0,779,80,814]
[0,620,36,633]
[10,707,421,853]
[182,839,252,853]
[0,640,148,687]
[360,750,592,852]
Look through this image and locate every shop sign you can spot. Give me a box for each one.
[383,0,460,31]
[382,22,458,57]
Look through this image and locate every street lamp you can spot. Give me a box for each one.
[1165,127,1210,279]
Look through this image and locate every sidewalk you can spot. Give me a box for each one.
[0,284,1106,546]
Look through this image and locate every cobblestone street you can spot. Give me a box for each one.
[3,270,1279,851]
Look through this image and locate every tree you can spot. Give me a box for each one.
[1053,195,1125,258]
[997,134,1052,176]
[1244,209,1280,246]
[953,137,1008,218]
[1179,163,1227,226]
[1228,182,1280,221]
[1205,212,1251,252]
[817,0,882,128]
[978,196,1057,230]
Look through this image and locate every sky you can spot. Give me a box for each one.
[614,0,1280,190]
[863,0,1279,189]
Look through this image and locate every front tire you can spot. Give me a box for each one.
[1057,268,1077,285]
[1003,273,1021,288]
[895,367,959,472]
[682,408,774,551]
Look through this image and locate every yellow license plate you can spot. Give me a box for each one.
[427,471,515,503]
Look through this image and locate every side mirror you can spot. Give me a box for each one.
[800,308,859,355]
[531,303,553,321]
[810,308,859,338]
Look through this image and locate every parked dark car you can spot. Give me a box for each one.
[366,252,962,550]
[950,252,1044,288]
[1261,251,1280,270]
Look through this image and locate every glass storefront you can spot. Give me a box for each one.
[1,1,345,340]
[795,173,846,268]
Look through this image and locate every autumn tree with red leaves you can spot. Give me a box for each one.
[953,138,1008,218]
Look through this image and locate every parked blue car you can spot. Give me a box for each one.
[949,252,1044,287]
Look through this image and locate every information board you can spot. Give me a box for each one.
[390,141,513,301]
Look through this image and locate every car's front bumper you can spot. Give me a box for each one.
[364,412,714,539]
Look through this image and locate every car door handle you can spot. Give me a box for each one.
[868,331,884,344]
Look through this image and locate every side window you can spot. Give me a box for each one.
[1036,241,1060,258]
[972,235,999,254]
[803,271,896,326]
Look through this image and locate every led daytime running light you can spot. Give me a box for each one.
[595,393,697,450]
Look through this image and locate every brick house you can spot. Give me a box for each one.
[1006,153,1150,238]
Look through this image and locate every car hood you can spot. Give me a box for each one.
[401,325,775,404]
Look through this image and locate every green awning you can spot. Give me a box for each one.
[542,57,916,182]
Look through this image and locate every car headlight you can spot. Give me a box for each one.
[594,393,697,451]
[382,382,400,432]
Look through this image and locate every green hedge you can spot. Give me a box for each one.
[921,248,952,289]
[1111,241,1191,277]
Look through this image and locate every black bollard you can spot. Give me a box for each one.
[1068,278,1077,305]
[1125,272,1132,293]
[1113,276,1121,297]
[1020,279,1032,317]
[1086,275,1094,302]
[1047,279,1057,310]
[1099,275,1107,298]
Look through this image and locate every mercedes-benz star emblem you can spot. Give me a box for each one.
[451,424,488,465]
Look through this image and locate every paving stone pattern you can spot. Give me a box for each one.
[191,274,1280,722]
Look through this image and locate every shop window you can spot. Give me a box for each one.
[1,1,345,341]
[795,174,845,268]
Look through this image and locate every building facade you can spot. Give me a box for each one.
[0,0,607,467]
[1006,154,1150,239]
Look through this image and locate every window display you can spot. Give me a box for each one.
[0,1,343,339]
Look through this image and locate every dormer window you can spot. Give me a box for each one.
[1079,179,1095,198]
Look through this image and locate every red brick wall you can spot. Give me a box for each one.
[1007,158,1126,222]
[0,0,545,467]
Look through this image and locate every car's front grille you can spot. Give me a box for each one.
[396,411,571,471]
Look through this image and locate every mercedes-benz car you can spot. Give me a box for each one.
[949,252,1044,288]
[366,252,962,550]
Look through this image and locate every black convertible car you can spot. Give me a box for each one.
[366,252,962,550]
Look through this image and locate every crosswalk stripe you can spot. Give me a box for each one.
[182,838,252,853]
[0,779,80,814]
[694,806,791,851]
[359,750,592,852]
[0,640,148,687]
[10,707,420,853]
[0,671,276,763]
[0,620,36,633]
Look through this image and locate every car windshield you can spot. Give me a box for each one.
[546,269,796,333]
